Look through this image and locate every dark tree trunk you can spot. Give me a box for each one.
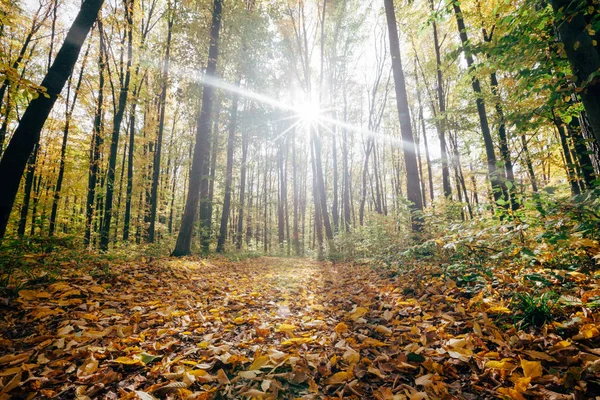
[207,98,221,235]
[384,0,424,231]
[520,132,538,192]
[428,0,451,198]
[17,145,39,237]
[568,116,595,190]
[148,11,173,243]
[331,130,339,231]
[85,27,106,247]
[291,134,301,254]
[100,0,134,250]
[172,0,222,256]
[235,117,248,249]
[216,89,239,253]
[0,0,104,239]
[554,116,581,195]
[452,1,506,206]
[552,0,600,145]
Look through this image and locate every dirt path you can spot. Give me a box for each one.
[0,257,597,399]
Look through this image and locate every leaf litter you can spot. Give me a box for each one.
[1,257,599,399]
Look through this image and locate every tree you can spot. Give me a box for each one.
[383,0,423,231]
[0,0,104,239]
[172,0,222,257]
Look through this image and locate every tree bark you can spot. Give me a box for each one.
[216,88,239,253]
[384,0,424,231]
[452,1,506,206]
[100,0,134,250]
[551,0,600,146]
[85,26,106,247]
[148,9,174,243]
[172,0,222,256]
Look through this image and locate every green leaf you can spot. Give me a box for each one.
[140,353,163,364]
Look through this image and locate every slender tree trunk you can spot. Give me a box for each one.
[428,0,451,198]
[568,116,595,190]
[554,116,581,195]
[452,1,506,206]
[85,31,106,246]
[235,118,248,249]
[18,145,39,237]
[291,134,301,254]
[100,0,134,250]
[520,132,538,192]
[415,65,434,203]
[172,0,222,256]
[216,89,239,253]
[359,140,373,225]
[0,0,104,239]
[207,98,221,234]
[148,10,173,242]
[384,0,424,231]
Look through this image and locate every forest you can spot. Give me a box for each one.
[1,0,600,398]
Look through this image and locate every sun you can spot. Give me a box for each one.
[296,101,321,124]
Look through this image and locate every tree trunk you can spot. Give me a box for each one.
[0,0,104,239]
[428,0,451,198]
[216,89,239,253]
[172,0,222,256]
[235,116,248,249]
[148,10,173,243]
[452,1,506,206]
[85,26,106,247]
[554,116,581,195]
[552,0,600,146]
[384,0,424,231]
[100,0,134,250]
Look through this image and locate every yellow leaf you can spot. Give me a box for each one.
[113,356,142,365]
[248,355,269,370]
[281,337,313,345]
[488,306,511,314]
[348,306,368,321]
[514,377,531,393]
[520,359,542,378]
[325,371,352,384]
[343,349,360,364]
[18,290,39,301]
[362,337,388,347]
[486,359,516,370]
[574,324,600,340]
[275,324,296,333]
[334,322,349,333]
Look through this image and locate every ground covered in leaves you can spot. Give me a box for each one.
[1,256,600,399]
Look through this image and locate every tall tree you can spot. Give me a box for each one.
[216,88,239,253]
[148,5,174,243]
[384,0,423,231]
[99,0,134,250]
[172,0,222,256]
[452,1,506,205]
[0,0,104,239]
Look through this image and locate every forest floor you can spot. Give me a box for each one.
[1,256,599,399]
